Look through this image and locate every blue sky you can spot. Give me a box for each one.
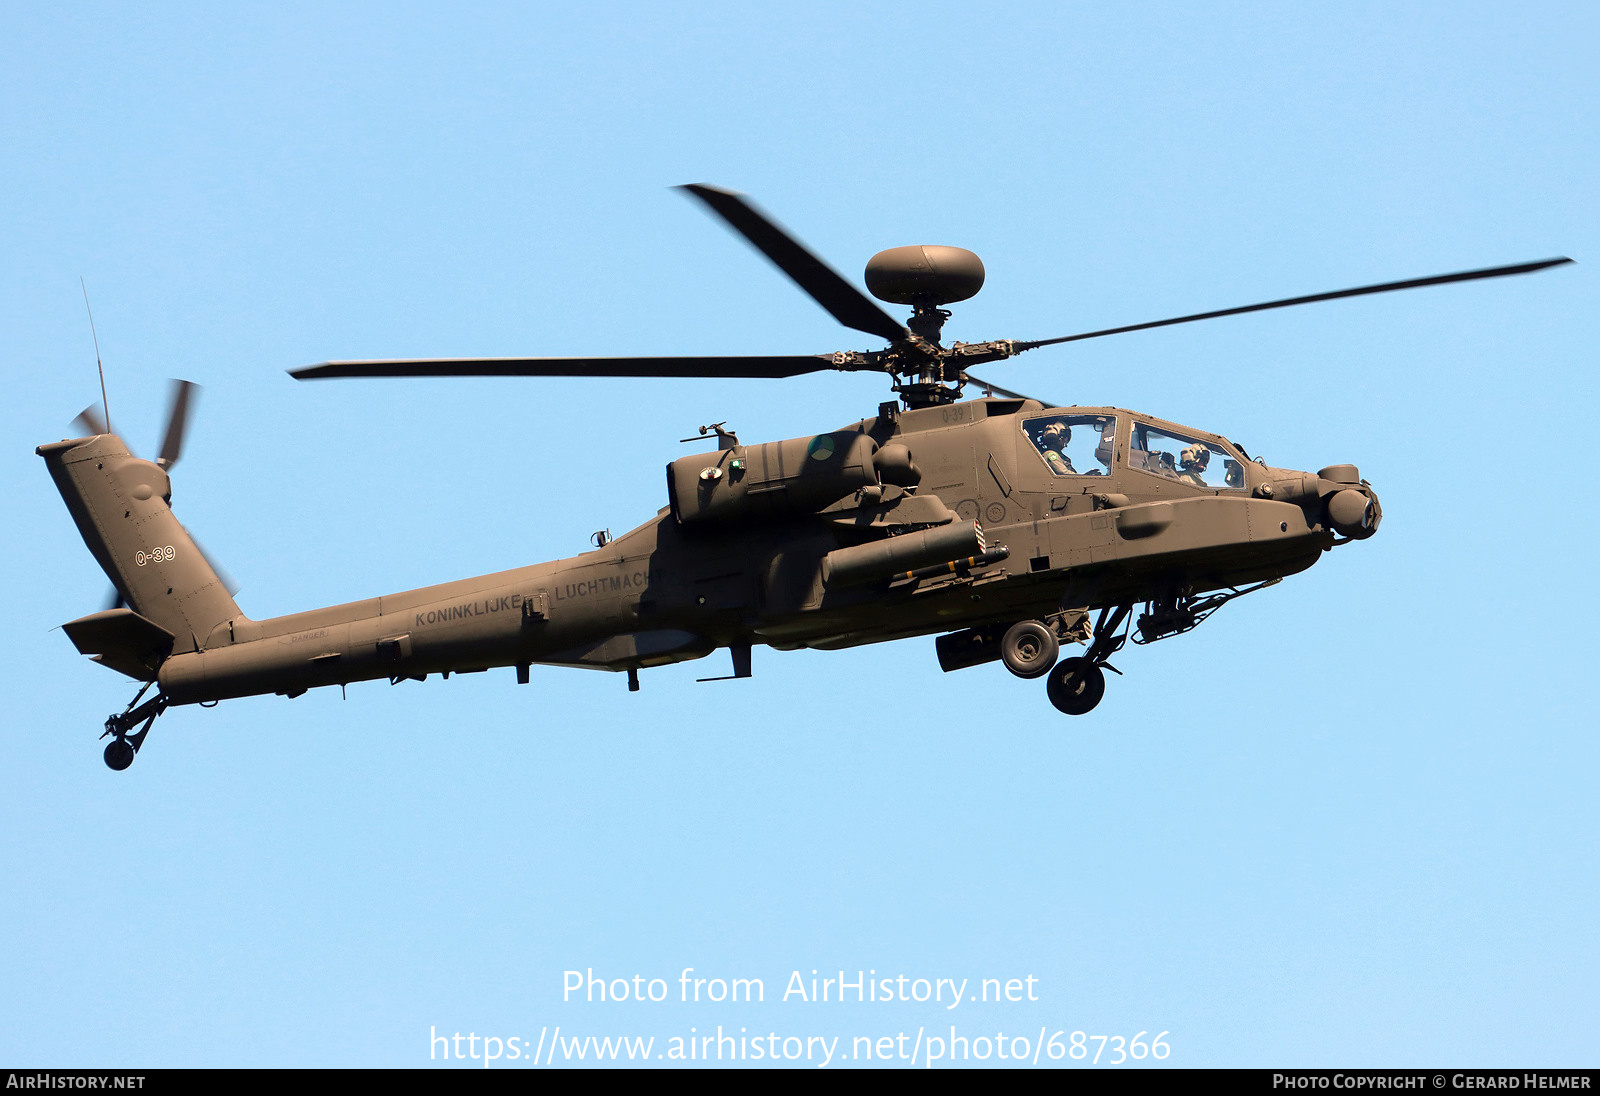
[3,1,1595,1068]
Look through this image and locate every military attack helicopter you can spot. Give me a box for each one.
[40,184,1570,769]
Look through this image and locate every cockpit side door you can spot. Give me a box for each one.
[1015,410,1122,515]
[1126,419,1248,494]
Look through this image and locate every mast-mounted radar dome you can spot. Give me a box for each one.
[865,246,986,305]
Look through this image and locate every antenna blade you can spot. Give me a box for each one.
[156,379,199,471]
[1015,257,1575,351]
[73,405,109,437]
[679,184,909,344]
[80,276,111,434]
[290,354,862,381]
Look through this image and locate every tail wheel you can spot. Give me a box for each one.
[1047,657,1106,715]
[1001,620,1059,679]
[104,739,136,771]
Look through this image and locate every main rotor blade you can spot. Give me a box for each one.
[291,354,857,381]
[1016,257,1574,351]
[679,184,908,344]
[155,379,198,471]
[961,372,1046,403]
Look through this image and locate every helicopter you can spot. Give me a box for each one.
[39,184,1571,770]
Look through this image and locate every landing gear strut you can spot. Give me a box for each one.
[99,681,169,771]
[1046,604,1130,716]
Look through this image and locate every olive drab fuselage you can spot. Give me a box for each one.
[41,395,1379,707]
[44,185,1560,772]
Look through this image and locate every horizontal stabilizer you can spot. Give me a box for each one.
[62,608,176,681]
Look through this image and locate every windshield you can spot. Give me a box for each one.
[1023,413,1116,477]
[1129,421,1243,489]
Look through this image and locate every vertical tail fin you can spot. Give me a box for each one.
[38,434,242,653]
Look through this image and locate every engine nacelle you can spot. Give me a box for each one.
[668,431,878,527]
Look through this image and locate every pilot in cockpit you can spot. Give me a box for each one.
[1038,421,1075,475]
[1177,444,1211,486]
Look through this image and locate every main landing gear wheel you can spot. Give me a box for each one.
[1001,620,1059,679]
[1047,657,1106,715]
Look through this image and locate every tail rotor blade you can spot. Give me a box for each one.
[187,528,241,597]
[155,379,199,471]
[73,406,109,437]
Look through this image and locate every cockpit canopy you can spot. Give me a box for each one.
[1022,413,1116,478]
[1022,411,1246,490]
[1128,420,1243,489]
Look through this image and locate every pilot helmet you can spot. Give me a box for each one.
[1040,422,1070,450]
[1180,444,1210,470]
